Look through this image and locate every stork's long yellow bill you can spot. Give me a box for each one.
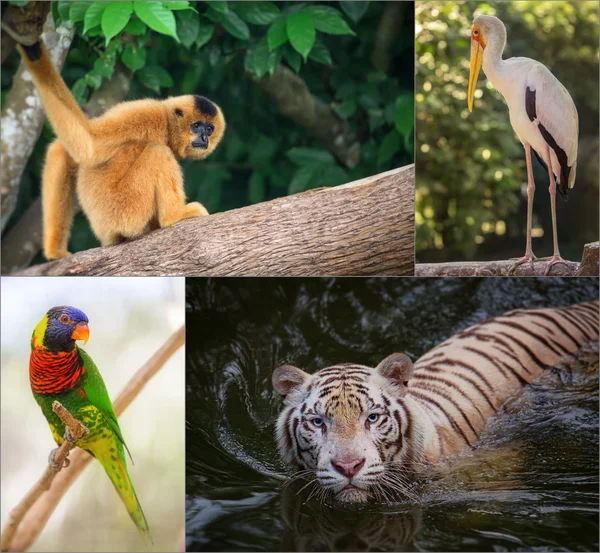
[468,38,484,112]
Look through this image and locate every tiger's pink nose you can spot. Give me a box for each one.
[331,458,365,479]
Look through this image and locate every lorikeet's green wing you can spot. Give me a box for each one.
[77,347,151,542]
[78,347,131,459]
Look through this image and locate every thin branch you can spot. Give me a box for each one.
[2,326,185,552]
[0,403,89,552]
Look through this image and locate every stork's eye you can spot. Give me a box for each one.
[367,413,379,423]
[312,417,324,427]
[473,29,479,36]
[60,314,70,323]
[206,123,214,136]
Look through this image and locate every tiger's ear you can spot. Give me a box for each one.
[272,364,310,397]
[376,353,414,391]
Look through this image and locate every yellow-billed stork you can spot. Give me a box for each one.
[467,14,578,274]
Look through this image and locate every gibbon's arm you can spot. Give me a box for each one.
[17,41,95,165]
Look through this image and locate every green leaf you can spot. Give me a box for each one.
[52,2,62,26]
[302,5,354,35]
[267,17,287,51]
[267,46,282,76]
[93,54,116,79]
[134,1,179,42]
[332,99,357,119]
[235,1,280,25]
[205,1,228,13]
[162,1,192,9]
[122,43,147,70]
[87,25,103,37]
[248,172,266,204]
[69,2,90,24]
[84,71,103,90]
[308,41,331,65]
[195,21,214,48]
[339,1,369,23]
[208,8,250,40]
[377,129,402,165]
[71,79,89,104]
[246,38,270,78]
[138,65,174,92]
[125,17,146,35]
[286,11,315,61]
[283,44,301,73]
[102,2,133,45]
[286,147,335,165]
[288,164,321,194]
[83,2,106,34]
[58,1,71,22]
[177,11,200,47]
[248,134,278,168]
[395,92,414,137]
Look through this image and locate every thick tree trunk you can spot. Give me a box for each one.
[415,242,599,277]
[15,165,415,277]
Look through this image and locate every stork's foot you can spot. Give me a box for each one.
[543,255,570,276]
[48,447,70,471]
[508,254,538,275]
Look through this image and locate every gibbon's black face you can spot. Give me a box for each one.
[167,94,226,160]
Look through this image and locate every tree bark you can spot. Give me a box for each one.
[15,165,415,277]
[257,64,361,169]
[415,242,599,277]
[0,15,74,232]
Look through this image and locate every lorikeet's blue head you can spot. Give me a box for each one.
[34,306,90,352]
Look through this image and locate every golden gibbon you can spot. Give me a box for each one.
[17,40,225,259]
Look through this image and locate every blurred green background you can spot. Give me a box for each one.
[0,277,185,552]
[1,0,414,268]
[415,1,599,263]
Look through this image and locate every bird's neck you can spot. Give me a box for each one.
[29,346,85,395]
[482,38,506,82]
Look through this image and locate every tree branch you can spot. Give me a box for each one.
[371,1,406,72]
[256,64,361,169]
[15,165,415,277]
[1,14,74,232]
[2,326,185,552]
[0,402,89,552]
[415,242,599,277]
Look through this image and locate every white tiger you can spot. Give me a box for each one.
[273,300,599,503]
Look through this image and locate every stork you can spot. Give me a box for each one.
[467,14,579,274]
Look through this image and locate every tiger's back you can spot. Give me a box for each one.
[273,300,599,503]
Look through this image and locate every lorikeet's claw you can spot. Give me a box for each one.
[48,447,69,471]
[64,426,78,443]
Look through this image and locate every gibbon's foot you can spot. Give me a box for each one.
[45,249,72,261]
[161,202,209,228]
[507,253,538,275]
[48,447,70,471]
[544,255,570,276]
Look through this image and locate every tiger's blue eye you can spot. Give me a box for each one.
[312,418,324,427]
[367,413,379,423]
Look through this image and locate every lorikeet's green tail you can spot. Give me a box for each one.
[95,447,152,543]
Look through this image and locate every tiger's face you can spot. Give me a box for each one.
[273,353,416,503]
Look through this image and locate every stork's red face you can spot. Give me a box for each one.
[468,25,486,112]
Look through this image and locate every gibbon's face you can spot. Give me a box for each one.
[166,95,226,159]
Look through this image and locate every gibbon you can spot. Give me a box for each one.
[17,40,225,260]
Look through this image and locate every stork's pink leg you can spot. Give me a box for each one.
[543,144,569,275]
[508,142,537,274]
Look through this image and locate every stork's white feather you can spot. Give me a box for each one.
[474,15,579,189]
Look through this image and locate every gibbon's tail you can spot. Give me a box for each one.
[17,41,94,165]
[95,446,153,544]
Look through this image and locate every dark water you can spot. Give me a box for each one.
[186,278,599,552]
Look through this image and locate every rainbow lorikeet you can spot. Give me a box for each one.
[29,306,151,542]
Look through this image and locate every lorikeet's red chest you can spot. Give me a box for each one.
[29,347,86,395]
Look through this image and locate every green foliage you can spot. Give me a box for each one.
[2,1,414,262]
[416,1,599,262]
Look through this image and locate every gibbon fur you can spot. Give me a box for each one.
[17,41,225,260]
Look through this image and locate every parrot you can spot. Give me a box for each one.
[29,306,151,542]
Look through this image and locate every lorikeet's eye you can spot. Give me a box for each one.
[60,314,70,323]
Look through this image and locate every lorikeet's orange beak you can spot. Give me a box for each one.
[71,323,90,345]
